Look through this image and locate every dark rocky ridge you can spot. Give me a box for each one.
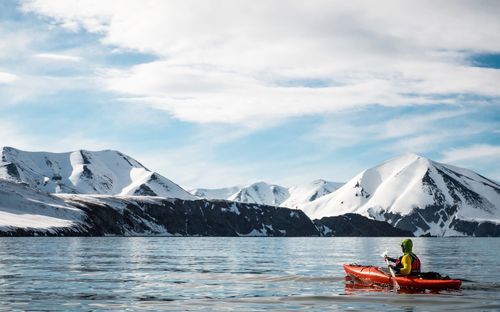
[72,197,321,237]
[314,213,414,237]
[369,205,500,237]
[0,190,421,237]
[0,195,321,237]
[449,218,500,236]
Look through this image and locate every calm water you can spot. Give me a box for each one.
[0,237,499,311]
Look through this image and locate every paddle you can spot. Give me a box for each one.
[382,250,400,291]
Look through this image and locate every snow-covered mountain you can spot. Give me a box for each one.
[2,148,499,237]
[300,153,500,236]
[192,180,343,207]
[229,182,290,206]
[190,186,242,200]
[0,147,195,200]
[281,179,343,209]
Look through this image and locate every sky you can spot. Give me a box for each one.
[0,0,499,189]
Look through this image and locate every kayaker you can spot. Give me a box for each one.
[385,238,421,276]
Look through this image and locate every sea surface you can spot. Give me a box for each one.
[0,237,499,311]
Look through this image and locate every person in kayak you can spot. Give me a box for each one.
[385,238,421,276]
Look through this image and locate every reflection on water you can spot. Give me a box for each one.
[0,237,498,311]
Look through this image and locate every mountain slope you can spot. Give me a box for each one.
[0,180,86,233]
[300,153,500,236]
[281,179,343,209]
[0,147,195,200]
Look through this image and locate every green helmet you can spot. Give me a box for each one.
[401,239,413,254]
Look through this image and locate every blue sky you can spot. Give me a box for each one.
[0,0,499,188]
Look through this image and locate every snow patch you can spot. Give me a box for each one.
[0,180,85,230]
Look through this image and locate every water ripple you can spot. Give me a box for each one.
[0,237,498,311]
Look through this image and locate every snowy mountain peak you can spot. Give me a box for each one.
[300,153,500,236]
[228,182,290,206]
[0,147,195,200]
[190,186,242,200]
[281,179,343,209]
[348,153,432,200]
[192,179,344,208]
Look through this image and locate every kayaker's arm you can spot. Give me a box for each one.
[386,256,397,262]
[399,254,412,276]
[389,264,400,273]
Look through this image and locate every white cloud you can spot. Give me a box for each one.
[103,61,446,125]
[35,53,81,62]
[441,144,500,163]
[20,0,500,125]
[0,72,19,84]
[306,107,496,156]
[0,17,97,105]
[2,0,497,187]
[0,25,38,61]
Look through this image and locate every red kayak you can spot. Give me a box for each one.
[344,264,462,290]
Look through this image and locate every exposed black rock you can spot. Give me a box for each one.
[80,151,92,165]
[422,169,447,206]
[449,218,500,237]
[314,213,413,237]
[22,196,320,237]
[2,163,20,179]
[371,205,450,234]
[99,175,113,190]
[44,157,53,167]
[367,204,500,237]
[133,185,158,196]
[309,193,319,201]
[118,152,135,167]
[436,167,488,209]
[150,173,159,181]
[81,165,93,179]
